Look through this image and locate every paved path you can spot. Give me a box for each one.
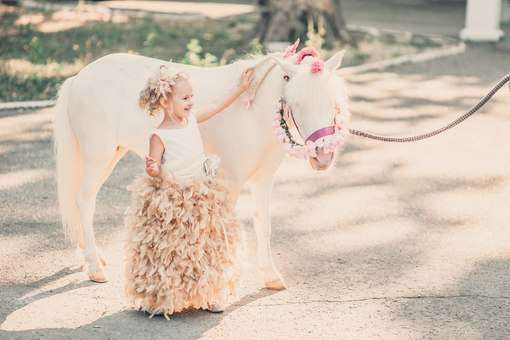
[1,42,510,339]
[2,1,510,338]
[101,1,254,19]
[20,0,255,19]
[343,0,466,37]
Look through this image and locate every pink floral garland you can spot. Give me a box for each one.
[272,106,349,159]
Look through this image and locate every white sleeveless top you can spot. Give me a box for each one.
[152,114,210,185]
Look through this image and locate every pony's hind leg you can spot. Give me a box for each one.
[248,150,286,290]
[78,147,126,283]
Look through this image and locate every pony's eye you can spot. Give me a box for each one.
[283,74,290,82]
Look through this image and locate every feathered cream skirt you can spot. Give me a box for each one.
[124,171,241,317]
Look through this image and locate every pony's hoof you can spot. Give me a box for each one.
[264,279,287,290]
[88,271,108,283]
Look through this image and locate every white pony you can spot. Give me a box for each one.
[53,44,350,288]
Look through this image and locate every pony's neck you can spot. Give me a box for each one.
[183,53,285,112]
[217,53,277,72]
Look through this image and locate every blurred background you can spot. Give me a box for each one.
[1,0,507,103]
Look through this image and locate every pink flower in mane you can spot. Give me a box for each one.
[295,47,319,64]
[310,59,324,74]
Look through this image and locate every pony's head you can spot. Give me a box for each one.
[271,44,350,171]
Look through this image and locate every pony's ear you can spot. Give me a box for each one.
[270,56,299,76]
[284,38,300,57]
[325,49,346,71]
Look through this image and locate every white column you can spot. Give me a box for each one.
[460,0,504,42]
[502,0,510,23]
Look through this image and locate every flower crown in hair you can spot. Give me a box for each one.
[150,65,184,98]
[139,65,187,116]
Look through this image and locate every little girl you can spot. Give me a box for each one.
[124,65,254,317]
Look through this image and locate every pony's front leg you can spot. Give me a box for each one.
[250,172,286,290]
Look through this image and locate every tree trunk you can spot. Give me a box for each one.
[323,0,352,44]
[261,0,307,42]
[254,0,272,42]
[257,0,351,44]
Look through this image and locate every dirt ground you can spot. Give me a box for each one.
[1,41,510,339]
[2,1,510,338]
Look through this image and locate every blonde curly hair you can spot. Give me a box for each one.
[139,65,189,116]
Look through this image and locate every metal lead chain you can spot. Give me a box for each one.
[349,72,510,143]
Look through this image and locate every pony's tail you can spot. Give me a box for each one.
[53,76,82,246]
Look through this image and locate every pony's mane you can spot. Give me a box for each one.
[229,51,283,71]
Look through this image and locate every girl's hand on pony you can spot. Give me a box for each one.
[239,68,255,92]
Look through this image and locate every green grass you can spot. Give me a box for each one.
[0,72,65,101]
[0,9,258,63]
[0,6,261,101]
[0,5,444,102]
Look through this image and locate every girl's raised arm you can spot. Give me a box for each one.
[195,68,254,123]
[146,134,165,177]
